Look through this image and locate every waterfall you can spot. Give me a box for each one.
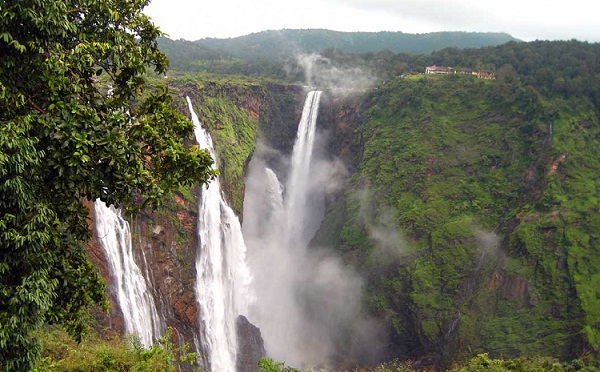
[186,97,252,372]
[94,200,164,347]
[265,168,284,224]
[243,91,334,366]
[284,90,323,246]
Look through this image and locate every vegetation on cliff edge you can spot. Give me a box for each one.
[167,73,303,214]
[316,40,600,365]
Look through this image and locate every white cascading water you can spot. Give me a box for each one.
[265,168,284,223]
[284,90,323,246]
[94,200,164,347]
[186,96,252,372]
[243,91,331,366]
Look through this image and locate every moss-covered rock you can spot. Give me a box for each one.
[318,73,600,364]
[167,74,303,215]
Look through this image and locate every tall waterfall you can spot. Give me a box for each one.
[244,91,340,366]
[94,200,164,347]
[186,97,252,372]
[284,91,323,246]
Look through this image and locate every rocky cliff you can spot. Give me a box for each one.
[316,72,600,366]
[88,39,600,369]
[88,188,201,351]
[87,77,305,369]
[236,315,266,372]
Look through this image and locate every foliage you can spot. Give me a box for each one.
[0,0,215,369]
[177,30,516,62]
[258,358,302,372]
[316,40,600,365]
[427,40,600,102]
[369,359,418,372]
[34,326,200,371]
[451,353,596,372]
[158,35,600,91]
[157,38,289,80]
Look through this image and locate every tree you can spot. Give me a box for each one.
[258,358,301,372]
[0,0,215,369]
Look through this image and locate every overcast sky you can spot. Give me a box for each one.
[144,0,600,43]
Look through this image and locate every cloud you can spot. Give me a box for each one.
[329,0,600,41]
[369,208,412,261]
[350,187,412,262]
[333,0,494,28]
[147,0,600,42]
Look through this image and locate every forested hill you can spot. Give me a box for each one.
[158,30,517,73]
[195,29,517,60]
[163,40,600,368]
[156,39,600,368]
[315,39,600,367]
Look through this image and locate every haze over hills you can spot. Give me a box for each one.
[195,29,518,59]
[159,29,518,64]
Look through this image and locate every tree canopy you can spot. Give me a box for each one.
[0,0,215,369]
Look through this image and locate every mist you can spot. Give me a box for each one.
[242,94,384,367]
[291,53,376,93]
[352,186,413,263]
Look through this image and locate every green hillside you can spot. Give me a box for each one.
[161,40,600,367]
[317,40,600,366]
[157,30,517,78]
[196,29,517,60]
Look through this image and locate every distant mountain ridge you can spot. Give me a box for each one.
[157,29,519,76]
[192,29,519,60]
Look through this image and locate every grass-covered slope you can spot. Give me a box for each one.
[167,74,303,215]
[35,326,196,371]
[167,74,263,215]
[321,63,600,364]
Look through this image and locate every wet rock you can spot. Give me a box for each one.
[236,315,266,372]
[87,194,202,351]
[152,225,164,238]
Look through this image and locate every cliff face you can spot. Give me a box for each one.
[236,315,266,372]
[87,78,304,367]
[316,75,600,365]
[169,76,304,216]
[135,190,201,346]
[89,53,600,368]
[88,187,201,348]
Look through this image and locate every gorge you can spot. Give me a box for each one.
[8,2,598,369]
[84,40,600,371]
[92,88,370,370]
[243,90,378,367]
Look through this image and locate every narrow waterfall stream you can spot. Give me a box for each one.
[94,200,164,348]
[186,97,252,372]
[243,91,336,366]
[283,90,323,246]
